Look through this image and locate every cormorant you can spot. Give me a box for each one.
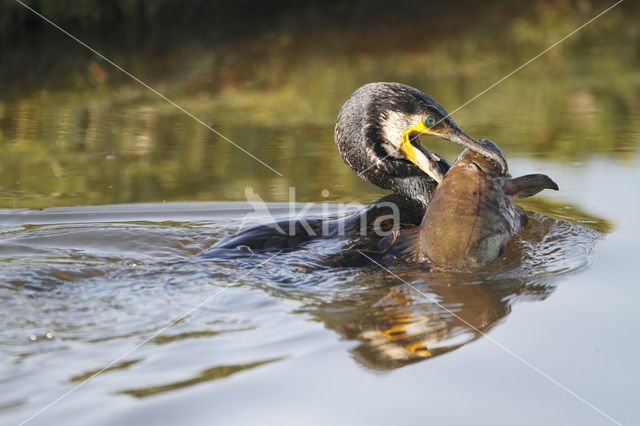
[335,82,505,206]
[203,82,506,254]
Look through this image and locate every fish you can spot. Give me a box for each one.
[386,139,558,270]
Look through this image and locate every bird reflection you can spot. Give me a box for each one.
[299,213,600,371]
[307,274,518,370]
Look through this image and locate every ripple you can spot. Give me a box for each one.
[0,202,605,418]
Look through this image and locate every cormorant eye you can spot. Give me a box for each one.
[424,115,437,127]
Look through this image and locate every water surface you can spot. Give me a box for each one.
[1,2,640,425]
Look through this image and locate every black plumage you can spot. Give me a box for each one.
[204,82,486,255]
[335,82,454,206]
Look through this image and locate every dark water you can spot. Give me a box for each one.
[2,2,640,425]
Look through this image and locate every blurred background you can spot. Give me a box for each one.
[1,0,638,208]
[2,3,640,425]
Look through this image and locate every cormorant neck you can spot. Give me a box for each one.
[389,175,437,207]
[334,82,451,204]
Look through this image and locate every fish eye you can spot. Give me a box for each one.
[424,115,437,127]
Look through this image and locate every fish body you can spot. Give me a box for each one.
[408,139,557,270]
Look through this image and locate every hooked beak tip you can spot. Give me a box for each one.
[448,129,508,173]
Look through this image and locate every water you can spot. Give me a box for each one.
[0,182,635,425]
[2,3,640,425]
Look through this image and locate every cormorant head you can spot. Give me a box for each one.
[335,82,506,205]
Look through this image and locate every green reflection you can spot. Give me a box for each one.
[516,198,614,234]
[119,358,282,398]
[152,328,252,345]
[70,359,141,382]
[0,2,638,209]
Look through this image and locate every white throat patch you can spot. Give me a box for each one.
[380,111,422,157]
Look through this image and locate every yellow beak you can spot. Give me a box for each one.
[399,120,445,183]
[399,117,507,176]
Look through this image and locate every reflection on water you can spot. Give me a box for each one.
[0,204,603,410]
[1,2,638,424]
[120,358,282,398]
[292,213,601,370]
[1,2,638,209]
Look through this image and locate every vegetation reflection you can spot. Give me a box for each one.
[1,1,638,208]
